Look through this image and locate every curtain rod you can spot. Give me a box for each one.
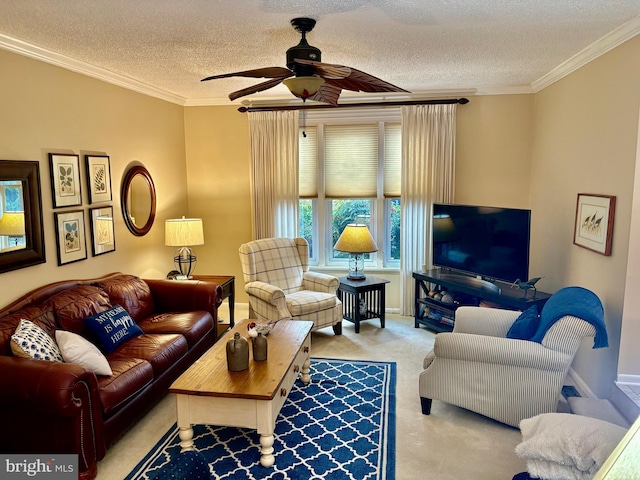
[237,97,469,113]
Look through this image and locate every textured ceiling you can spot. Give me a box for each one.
[1,1,639,105]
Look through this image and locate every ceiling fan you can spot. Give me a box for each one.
[201,17,409,105]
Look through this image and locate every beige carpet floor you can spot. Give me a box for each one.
[96,306,528,480]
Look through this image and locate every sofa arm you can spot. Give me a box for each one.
[302,272,339,293]
[0,357,105,476]
[454,306,520,337]
[145,279,222,318]
[432,332,570,372]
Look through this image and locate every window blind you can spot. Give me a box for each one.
[325,124,378,198]
[299,126,317,198]
[384,123,401,197]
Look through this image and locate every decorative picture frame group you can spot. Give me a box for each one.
[573,193,616,256]
[48,152,115,265]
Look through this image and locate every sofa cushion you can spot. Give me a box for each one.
[97,358,154,415]
[0,305,56,355]
[46,285,112,334]
[286,290,337,317]
[96,275,155,322]
[84,305,144,354]
[11,319,64,362]
[55,330,112,376]
[108,333,188,377]
[137,311,213,348]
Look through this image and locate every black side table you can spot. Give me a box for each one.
[337,276,390,333]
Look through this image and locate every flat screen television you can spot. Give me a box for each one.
[432,204,531,284]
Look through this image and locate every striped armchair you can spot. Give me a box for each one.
[419,306,597,427]
[238,237,343,334]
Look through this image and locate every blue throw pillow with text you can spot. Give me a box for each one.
[506,305,539,340]
[84,304,143,354]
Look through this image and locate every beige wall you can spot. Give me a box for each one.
[530,35,640,397]
[0,49,188,303]
[183,106,252,299]
[456,94,534,208]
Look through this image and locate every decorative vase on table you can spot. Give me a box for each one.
[253,332,268,361]
[226,332,249,371]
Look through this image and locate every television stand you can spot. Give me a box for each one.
[413,269,551,333]
[436,272,501,294]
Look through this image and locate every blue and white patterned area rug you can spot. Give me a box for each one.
[125,358,396,480]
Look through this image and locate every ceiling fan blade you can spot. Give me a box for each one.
[201,67,292,82]
[309,83,342,106]
[296,58,409,94]
[228,77,288,101]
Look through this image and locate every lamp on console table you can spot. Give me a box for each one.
[334,224,378,281]
[165,217,204,278]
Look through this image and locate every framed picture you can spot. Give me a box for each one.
[54,210,87,265]
[89,206,115,256]
[49,153,82,208]
[85,155,112,204]
[573,193,616,256]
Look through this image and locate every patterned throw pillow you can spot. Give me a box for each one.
[10,319,64,362]
[84,304,143,354]
[55,330,113,376]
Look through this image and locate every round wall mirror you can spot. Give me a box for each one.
[121,165,156,236]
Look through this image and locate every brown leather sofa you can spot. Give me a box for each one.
[0,272,222,480]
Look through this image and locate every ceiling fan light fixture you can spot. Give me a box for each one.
[283,76,324,100]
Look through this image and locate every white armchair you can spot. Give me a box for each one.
[419,305,598,427]
[238,237,343,334]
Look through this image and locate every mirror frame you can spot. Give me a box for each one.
[121,165,156,236]
[0,160,46,274]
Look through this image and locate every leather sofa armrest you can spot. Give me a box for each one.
[144,279,222,318]
[0,356,105,475]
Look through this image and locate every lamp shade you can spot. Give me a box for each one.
[334,224,378,253]
[283,76,325,100]
[0,211,25,236]
[165,217,204,247]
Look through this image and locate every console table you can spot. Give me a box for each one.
[338,276,390,333]
[414,269,551,333]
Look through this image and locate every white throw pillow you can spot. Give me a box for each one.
[11,319,64,362]
[55,330,113,376]
[516,413,627,479]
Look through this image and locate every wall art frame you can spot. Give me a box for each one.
[49,153,82,208]
[573,193,616,256]
[89,206,115,256]
[85,155,112,204]
[54,209,87,265]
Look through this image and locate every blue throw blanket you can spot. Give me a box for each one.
[530,286,608,348]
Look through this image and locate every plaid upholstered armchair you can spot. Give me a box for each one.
[238,237,343,334]
[419,287,607,427]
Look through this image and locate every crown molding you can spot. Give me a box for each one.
[532,14,640,92]
[0,33,186,105]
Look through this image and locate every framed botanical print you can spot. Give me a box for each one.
[85,155,112,204]
[89,206,115,256]
[49,153,82,208]
[573,193,616,256]
[54,210,87,265]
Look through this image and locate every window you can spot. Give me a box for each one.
[298,109,401,268]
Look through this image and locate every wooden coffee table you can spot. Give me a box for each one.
[169,319,313,467]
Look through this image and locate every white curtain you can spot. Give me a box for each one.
[248,110,300,239]
[400,104,457,315]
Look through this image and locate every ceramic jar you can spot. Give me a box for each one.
[253,332,268,361]
[226,332,249,371]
